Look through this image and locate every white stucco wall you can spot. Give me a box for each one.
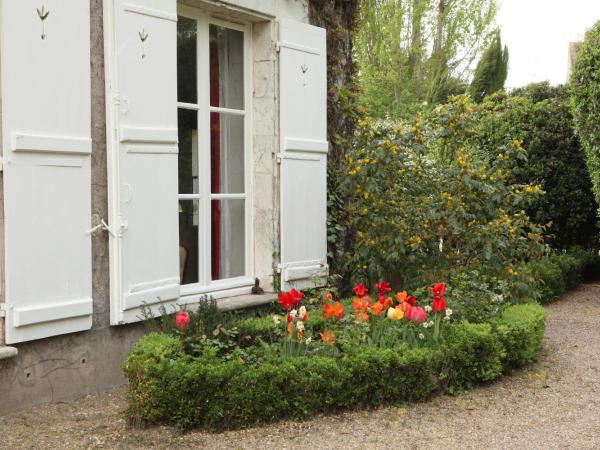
[185,0,309,21]
[0,0,312,412]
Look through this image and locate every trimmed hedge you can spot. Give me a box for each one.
[533,249,600,304]
[123,302,547,430]
[570,21,600,215]
[476,85,598,249]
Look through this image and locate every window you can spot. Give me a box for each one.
[177,8,252,298]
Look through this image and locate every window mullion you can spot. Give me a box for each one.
[198,14,212,286]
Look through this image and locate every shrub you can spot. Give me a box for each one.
[443,322,504,392]
[570,21,600,218]
[476,84,598,249]
[124,301,548,430]
[339,96,545,292]
[532,249,600,304]
[492,303,547,371]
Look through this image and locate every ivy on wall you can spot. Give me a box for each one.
[308,0,361,287]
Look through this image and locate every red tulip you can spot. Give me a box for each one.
[433,296,446,312]
[375,281,391,294]
[406,295,417,306]
[278,288,304,311]
[175,311,191,331]
[353,283,368,297]
[429,282,446,300]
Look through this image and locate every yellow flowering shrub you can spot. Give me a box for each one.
[338,96,546,292]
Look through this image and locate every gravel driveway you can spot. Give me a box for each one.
[2,284,600,450]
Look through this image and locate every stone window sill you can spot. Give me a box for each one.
[215,292,276,312]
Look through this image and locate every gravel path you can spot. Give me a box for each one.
[2,284,600,450]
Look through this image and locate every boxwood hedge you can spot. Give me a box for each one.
[124,302,547,431]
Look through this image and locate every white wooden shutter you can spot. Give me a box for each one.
[279,19,328,291]
[0,1,92,343]
[104,0,179,324]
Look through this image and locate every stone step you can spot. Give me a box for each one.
[0,346,18,360]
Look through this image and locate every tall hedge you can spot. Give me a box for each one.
[570,21,600,219]
[475,84,598,249]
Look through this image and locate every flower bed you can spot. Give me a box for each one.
[124,279,549,431]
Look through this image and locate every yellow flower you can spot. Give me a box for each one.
[387,307,404,320]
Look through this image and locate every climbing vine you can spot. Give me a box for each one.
[308,0,361,288]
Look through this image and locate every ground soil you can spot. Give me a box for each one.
[2,284,600,449]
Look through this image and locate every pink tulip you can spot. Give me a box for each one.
[406,305,427,323]
[175,311,191,331]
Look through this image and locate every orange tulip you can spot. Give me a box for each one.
[370,302,386,316]
[353,296,371,312]
[354,310,369,322]
[398,301,411,312]
[324,301,345,320]
[320,329,336,344]
[395,291,408,303]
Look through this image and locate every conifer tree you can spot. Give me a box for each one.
[469,30,509,102]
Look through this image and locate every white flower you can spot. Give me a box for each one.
[445,308,453,317]
[418,332,425,340]
[298,306,307,318]
[296,320,305,332]
[422,320,434,328]
[272,315,281,325]
[443,316,450,321]
[289,309,297,318]
[492,294,504,303]
[305,337,313,345]
[424,305,433,313]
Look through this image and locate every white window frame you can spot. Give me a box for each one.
[177,5,254,303]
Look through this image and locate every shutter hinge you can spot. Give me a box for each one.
[276,153,284,163]
[86,218,127,237]
[0,157,4,172]
[275,41,281,53]
[0,303,6,318]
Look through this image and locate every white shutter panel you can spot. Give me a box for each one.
[104,0,179,324]
[1,1,93,343]
[279,19,328,291]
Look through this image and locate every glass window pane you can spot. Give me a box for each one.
[178,109,199,195]
[209,25,244,110]
[177,16,197,104]
[210,112,244,194]
[179,199,199,285]
[211,199,245,280]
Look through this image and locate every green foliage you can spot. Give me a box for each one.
[492,303,547,371]
[531,249,600,304]
[123,246,597,430]
[308,1,362,284]
[570,21,600,217]
[475,83,598,249]
[469,29,508,102]
[447,270,511,323]
[355,0,498,118]
[124,301,548,430]
[443,322,504,391]
[340,97,545,291]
